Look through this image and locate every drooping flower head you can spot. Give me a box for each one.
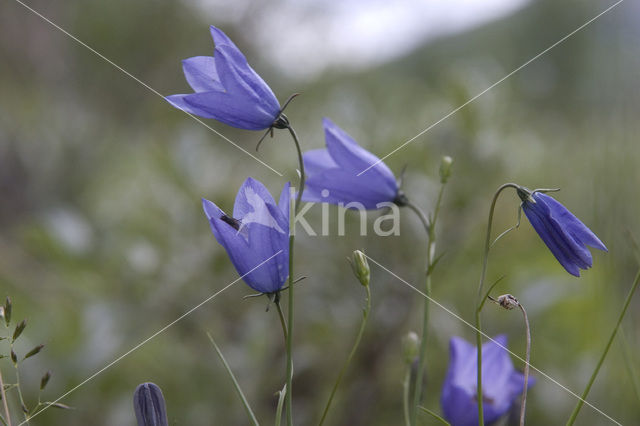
[441,335,534,426]
[517,187,607,277]
[301,118,400,209]
[203,178,290,293]
[133,383,168,426]
[166,26,284,131]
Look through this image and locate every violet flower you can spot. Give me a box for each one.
[301,118,400,209]
[133,383,168,426]
[518,188,607,277]
[441,335,534,426]
[166,26,283,131]
[203,177,290,293]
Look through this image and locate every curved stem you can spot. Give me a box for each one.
[475,183,519,426]
[284,125,306,426]
[318,285,371,426]
[518,303,531,426]
[274,297,288,344]
[566,269,640,425]
[406,183,446,426]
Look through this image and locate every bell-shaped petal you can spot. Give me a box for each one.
[133,383,168,426]
[203,178,290,293]
[520,191,607,277]
[441,335,534,426]
[301,118,399,209]
[166,26,281,131]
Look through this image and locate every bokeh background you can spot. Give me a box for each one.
[1,0,639,424]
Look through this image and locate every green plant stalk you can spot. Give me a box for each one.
[275,384,286,426]
[207,332,260,426]
[566,269,640,425]
[318,285,371,426]
[475,183,518,426]
[285,125,305,426]
[274,299,288,344]
[407,182,446,426]
[11,354,29,425]
[0,367,11,426]
[403,367,411,426]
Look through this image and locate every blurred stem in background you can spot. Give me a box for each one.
[408,156,452,426]
[566,269,640,425]
[285,125,305,426]
[318,250,371,425]
[474,183,519,425]
[207,333,260,426]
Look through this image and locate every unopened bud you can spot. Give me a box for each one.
[10,350,17,365]
[439,156,453,184]
[349,250,370,287]
[4,297,12,326]
[402,331,420,364]
[134,382,169,426]
[12,319,27,342]
[40,371,52,390]
[496,294,519,310]
[24,344,45,360]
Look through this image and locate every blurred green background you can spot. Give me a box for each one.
[1,0,639,424]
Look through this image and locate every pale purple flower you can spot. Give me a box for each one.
[301,118,399,209]
[202,177,290,293]
[518,188,607,277]
[167,26,282,130]
[441,335,534,426]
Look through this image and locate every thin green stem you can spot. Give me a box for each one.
[274,298,288,344]
[475,183,519,426]
[418,406,451,425]
[566,269,640,425]
[0,367,11,426]
[407,183,446,426]
[12,364,28,424]
[285,125,305,426]
[318,285,371,426]
[275,384,286,426]
[403,367,411,426]
[619,329,640,403]
[518,303,531,426]
[207,332,260,426]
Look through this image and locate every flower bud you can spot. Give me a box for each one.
[134,382,168,426]
[40,371,52,390]
[350,250,370,287]
[4,297,12,326]
[402,331,420,364]
[24,344,45,360]
[12,319,26,342]
[496,294,519,310]
[439,156,453,184]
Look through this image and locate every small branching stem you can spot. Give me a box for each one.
[475,183,519,426]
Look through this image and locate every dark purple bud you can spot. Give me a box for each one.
[24,344,45,360]
[3,297,11,326]
[12,319,26,342]
[10,349,17,365]
[40,371,52,390]
[134,382,168,426]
